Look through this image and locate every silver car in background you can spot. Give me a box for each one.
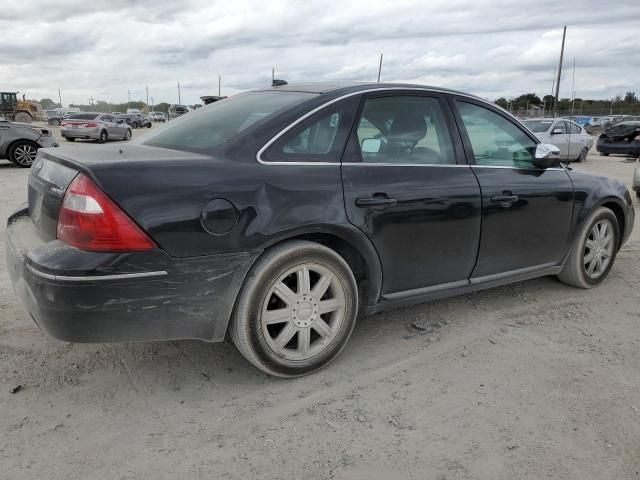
[522,118,594,162]
[0,118,58,167]
[61,112,132,143]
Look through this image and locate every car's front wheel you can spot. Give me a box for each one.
[8,140,38,167]
[558,207,619,288]
[98,130,108,143]
[124,129,132,141]
[230,241,359,377]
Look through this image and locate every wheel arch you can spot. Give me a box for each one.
[599,199,626,249]
[254,225,383,312]
[6,138,39,160]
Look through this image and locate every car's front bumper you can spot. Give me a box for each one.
[60,127,101,139]
[36,136,59,148]
[6,209,258,343]
[596,138,640,156]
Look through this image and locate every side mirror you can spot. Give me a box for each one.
[533,143,561,169]
[361,138,383,154]
[551,128,563,135]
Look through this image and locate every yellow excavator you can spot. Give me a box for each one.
[0,92,44,123]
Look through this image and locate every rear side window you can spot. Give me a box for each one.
[455,100,536,168]
[142,91,315,152]
[265,97,358,163]
[555,122,568,134]
[352,95,455,165]
[568,122,581,134]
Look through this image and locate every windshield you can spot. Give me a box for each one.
[141,91,316,152]
[522,120,553,133]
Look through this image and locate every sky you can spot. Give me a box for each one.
[1,0,638,106]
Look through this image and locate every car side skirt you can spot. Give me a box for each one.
[365,263,562,315]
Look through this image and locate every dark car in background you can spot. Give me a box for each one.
[61,113,132,143]
[596,121,640,157]
[118,113,152,129]
[6,82,635,377]
[0,118,58,166]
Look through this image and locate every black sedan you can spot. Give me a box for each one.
[6,82,635,377]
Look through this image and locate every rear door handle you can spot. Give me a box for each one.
[490,195,519,207]
[355,195,397,209]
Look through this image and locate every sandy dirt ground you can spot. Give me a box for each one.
[1,131,639,480]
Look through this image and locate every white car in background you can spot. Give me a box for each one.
[522,118,594,162]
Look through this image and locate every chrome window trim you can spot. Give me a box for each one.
[256,87,488,166]
[26,264,168,282]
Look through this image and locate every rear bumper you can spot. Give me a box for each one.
[61,127,101,139]
[6,210,257,343]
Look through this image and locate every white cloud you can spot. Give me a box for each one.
[0,0,637,105]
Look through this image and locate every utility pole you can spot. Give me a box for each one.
[150,96,154,111]
[272,68,275,83]
[127,89,131,109]
[218,75,221,97]
[145,86,149,110]
[377,53,384,83]
[570,57,576,115]
[553,26,567,118]
[58,89,63,108]
[178,82,181,104]
[88,96,94,107]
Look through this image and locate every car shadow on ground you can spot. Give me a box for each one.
[26,275,569,395]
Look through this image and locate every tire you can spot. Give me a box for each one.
[230,240,359,378]
[576,147,588,162]
[98,130,108,143]
[65,137,75,142]
[636,191,640,198]
[13,112,32,123]
[558,207,619,289]
[599,151,609,156]
[8,140,38,167]
[124,129,132,141]
[146,123,152,128]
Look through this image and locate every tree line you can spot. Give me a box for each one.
[37,98,172,114]
[494,91,639,116]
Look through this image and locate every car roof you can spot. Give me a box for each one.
[258,81,486,100]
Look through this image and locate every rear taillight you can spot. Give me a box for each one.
[57,174,156,252]
[61,121,69,126]
[85,123,97,128]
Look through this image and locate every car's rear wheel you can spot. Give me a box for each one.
[599,151,609,156]
[65,137,75,142]
[230,241,358,377]
[124,129,132,141]
[8,141,38,167]
[577,147,588,162]
[558,207,619,288]
[98,130,108,143]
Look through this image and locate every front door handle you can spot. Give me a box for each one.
[490,194,519,207]
[356,194,397,209]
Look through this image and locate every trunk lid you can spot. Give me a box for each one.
[27,144,211,242]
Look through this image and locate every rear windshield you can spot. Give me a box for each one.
[522,120,553,133]
[67,113,100,120]
[140,91,315,152]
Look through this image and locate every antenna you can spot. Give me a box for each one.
[377,53,384,83]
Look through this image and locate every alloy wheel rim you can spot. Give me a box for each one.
[14,144,37,166]
[261,263,346,361]
[583,219,614,278]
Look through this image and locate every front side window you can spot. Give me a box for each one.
[353,96,455,165]
[455,101,536,168]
